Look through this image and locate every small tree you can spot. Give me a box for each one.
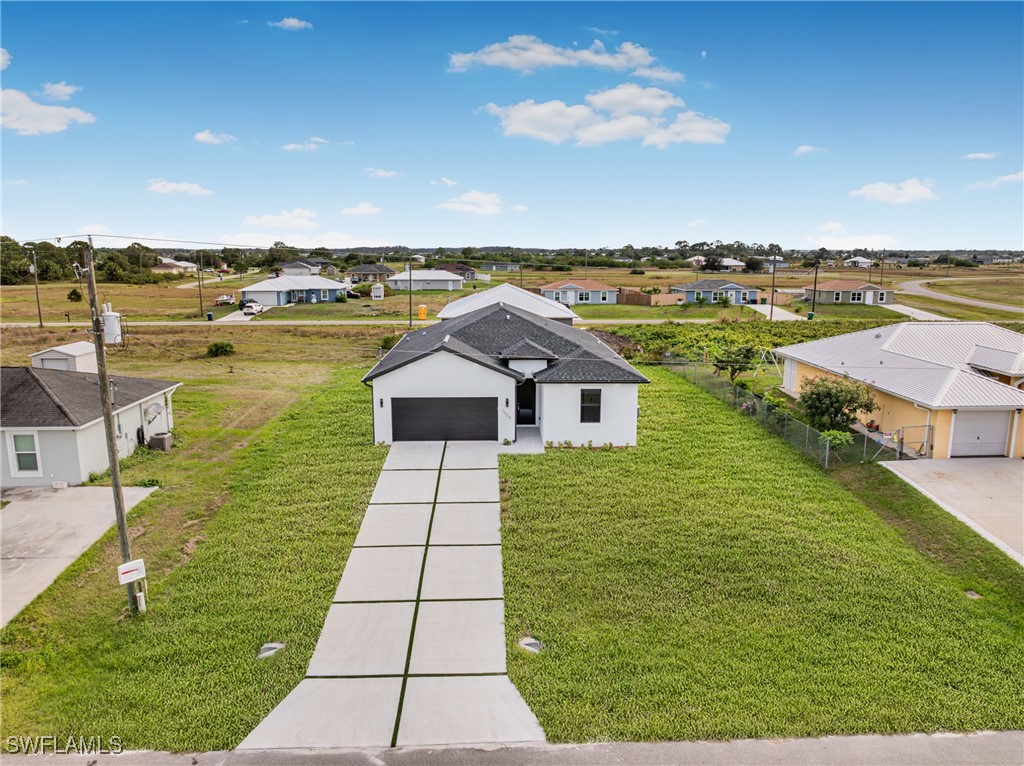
[67,287,84,302]
[694,294,709,308]
[716,294,732,308]
[713,345,758,382]
[799,376,876,430]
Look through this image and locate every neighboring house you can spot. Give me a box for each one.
[687,256,745,271]
[774,322,1024,458]
[1,366,180,487]
[670,280,759,305]
[804,280,894,305]
[29,341,99,372]
[240,275,345,306]
[479,261,521,272]
[363,304,648,445]
[280,260,321,276]
[155,256,198,273]
[439,263,477,281]
[346,264,396,283]
[844,256,874,268]
[539,279,619,305]
[151,262,187,275]
[410,254,427,264]
[436,283,578,324]
[386,270,464,291]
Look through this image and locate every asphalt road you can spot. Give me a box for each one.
[897,278,1023,314]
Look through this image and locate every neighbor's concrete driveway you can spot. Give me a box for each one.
[883,459,1023,564]
[1,486,157,626]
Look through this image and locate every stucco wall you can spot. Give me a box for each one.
[1,429,83,487]
[369,352,517,444]
[537,383,639,446]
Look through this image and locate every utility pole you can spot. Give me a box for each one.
[407,258,413,329]
[27,245,43,328]
[84,238,139,615]
[197,252,205,317]
[879,252,885,286]
[811,258,820,313]
[769,258,777,321]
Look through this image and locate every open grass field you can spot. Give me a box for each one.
[893,294,1024,322]
[0,326,390,751]
[572,304,756,320]
[500,366,1024,742]
[925,277,1024,307]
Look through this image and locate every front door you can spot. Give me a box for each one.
[516,380,536,425]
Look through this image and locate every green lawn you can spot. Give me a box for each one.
[789,300,900,319]
[500,366,1024,741]
[894,293,1022,321]
[926,277,1024,307]
[0,367,386,752]
[572,303,759,320]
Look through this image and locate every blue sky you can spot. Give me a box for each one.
[2,2,1022,250]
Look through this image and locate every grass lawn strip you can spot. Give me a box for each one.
[0,367,386,752]
[894,294,1023,322]
[925,277,1024,307]
[500,366,1024,742]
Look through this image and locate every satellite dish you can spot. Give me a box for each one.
[144,402,164,423]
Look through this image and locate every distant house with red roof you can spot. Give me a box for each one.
[538,279,619,305]
[804,280,894,305]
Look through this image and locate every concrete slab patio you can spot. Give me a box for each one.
[239,440,544,751]
[1,485,157,627]
[883,458,1023,564]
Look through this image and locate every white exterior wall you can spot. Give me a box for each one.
[538,383,639,446]
[2,429,83,487]
[387,279,462,291]
[508,359,549,378]
[370,353,517,444]
[31,350,98,373]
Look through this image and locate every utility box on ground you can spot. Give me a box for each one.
[149,433,173,451]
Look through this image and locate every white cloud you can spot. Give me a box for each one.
[512,204,528,213]
[341,202,382,216]
[282,136,328,151]
[220,231,392,249]
[80,223,112,236]
[586,26,619,36]
[968,169,1023,189]
[449,34,682,83]
[364,167,405,178]
[40,81,81,101]
[269,17,312,30]
[484,84,728,148]
[195,129,237,144]
[1,89,95,135]
[805,221,897,250]
[793,145,824,156]
[5,178,29,186]
[147,178,214,196]
[700,50,708,59]
[242,208,318,229]
[430,176,459,187]
[1,48,10,70]
[435,189,503,215]
[688,219,705,228]
[964,152,998,160]
[849,178,937,204]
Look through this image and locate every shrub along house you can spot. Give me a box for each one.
[1,361,180,487]
[670,280,759,305]
[240,275,346,306]
[363,303,648,445]
[803,280,894,305]
[539,279,619,305]
[775,322,1024,458]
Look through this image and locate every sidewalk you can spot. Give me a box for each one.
[883,303,949,321]
[239,441,543,750]
[746,303,806,321]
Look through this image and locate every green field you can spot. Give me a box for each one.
[572,303,757,320]
[925,278,1024,308]
[895,293,1023,321]
[501,367,1024,741]
[789,300,902,319]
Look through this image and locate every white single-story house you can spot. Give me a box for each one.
[363,304,649,445]
[240,275,346,307]
[844,256,874,268]
[775,322,1024,458]
[803,280,894,305]
[29,341,99,373]
[436,283,578,324]
[688,256,746,271]
[539,279,619,305]
[479,261,521,272]
[1,366,180,487]
[280,260,321,276]
[386,270,464,291]
[670,280,759,304]
[156,256,198,273]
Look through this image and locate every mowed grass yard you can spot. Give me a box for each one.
[894,293,1023,322]
[926,277,1024,308]
[501,366,1024,741]
[0,326,389,751]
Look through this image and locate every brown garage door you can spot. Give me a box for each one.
[391,397,498,441]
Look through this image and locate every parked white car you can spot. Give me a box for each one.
[242,302,264,316]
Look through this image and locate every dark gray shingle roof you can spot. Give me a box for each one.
[672,279,747,291]
[346,263,395,274]
[1,367,180,428]
[363,304,648,384]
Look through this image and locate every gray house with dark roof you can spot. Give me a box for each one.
[1,366,180,487]
[363,303,648,445]
[346,263,396,283]
[670,279,758,304]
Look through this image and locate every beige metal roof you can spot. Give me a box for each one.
[774,322,1024,409]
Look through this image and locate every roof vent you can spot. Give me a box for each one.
[443,334,450,345]
[506,314,511,320]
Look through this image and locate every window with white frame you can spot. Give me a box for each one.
[850,291,863,303]
[600,291,609,302]
[321,290,329,300]
[833,292,842,302]
[877,291,886,303]
[9,432,41,475]
[712,291,724,302]
[578,291,591,302]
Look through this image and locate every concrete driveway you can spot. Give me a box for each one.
[883,459,1023,564]
[1,486,157,626]
[746,303,806,321]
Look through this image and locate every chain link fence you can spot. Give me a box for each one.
[665,361,916,468]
